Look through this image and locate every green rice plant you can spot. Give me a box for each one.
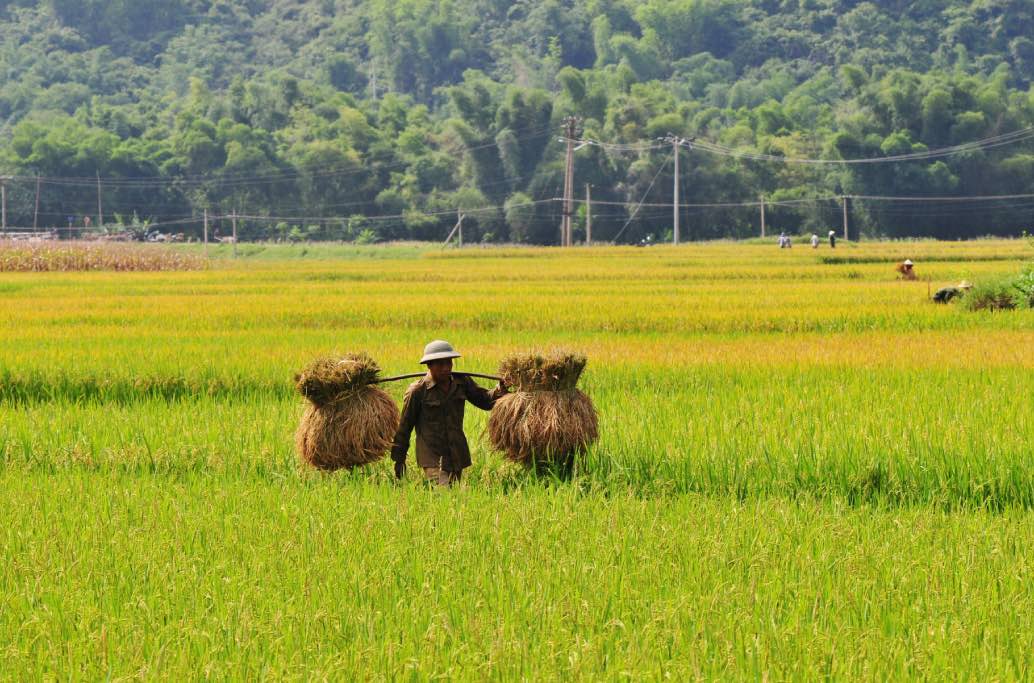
[1014,264,1034,307]
[2,239,1034,677]
[964,277,1021,310]
[4,473,1034,679]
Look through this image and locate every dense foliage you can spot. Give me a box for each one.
[2,0,1034,242]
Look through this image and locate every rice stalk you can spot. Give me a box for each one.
[293,352,398,470]
[490,350,598,465]
[295,385,399,470]
[294,353,381,407]
[498,351,587,391]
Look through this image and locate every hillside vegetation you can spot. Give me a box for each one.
[2,0,1034,242]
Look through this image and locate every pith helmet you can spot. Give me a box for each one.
[420,340,461,364]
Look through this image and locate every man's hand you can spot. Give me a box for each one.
[495,380,509,394]
[394,459,406,480]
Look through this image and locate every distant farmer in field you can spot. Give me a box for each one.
[391,340,507,486]
[811,233,820,248]
[933,280,973,303]
[896,259,917,280]
[829,230,837,248]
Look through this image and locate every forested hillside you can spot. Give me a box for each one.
[2,0,1034,242]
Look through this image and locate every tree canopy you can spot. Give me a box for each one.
[2,0,1034,242]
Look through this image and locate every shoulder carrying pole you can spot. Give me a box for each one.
[374,371,502,384]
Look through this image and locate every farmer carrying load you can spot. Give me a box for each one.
[391,340,507,486]
[933,280,973,303]
[896,259,917,280]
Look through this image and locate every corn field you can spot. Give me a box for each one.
[0,240,207,272]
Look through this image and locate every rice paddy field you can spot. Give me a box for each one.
[2,238,1033,679]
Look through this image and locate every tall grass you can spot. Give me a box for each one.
[3,473,1034,679]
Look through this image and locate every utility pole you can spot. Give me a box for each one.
[672,136,681,245]
[662,134,690,245]
[560,116,579,247]
[203,208,209,256]
[232,209,238,258]
[96,172,103,230]
[585,184,592,246]
[842,195,849,241]
[442,213,465,248]
[457,209,463,247]
[760,195,766,239]
[34,175,41,230]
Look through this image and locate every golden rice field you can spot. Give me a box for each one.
[2,238,1033,679]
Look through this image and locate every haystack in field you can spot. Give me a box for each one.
[488,351,598,467]
[294,353,398,470]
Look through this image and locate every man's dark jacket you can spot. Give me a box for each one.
[391,373,503,472]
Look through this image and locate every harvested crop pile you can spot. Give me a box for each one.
[294,353,399,470]
[488,351,598,467]
[295,355,382,406]
[0,241,206,272]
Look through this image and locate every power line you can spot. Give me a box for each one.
[852,192,1034,201]
[578,126,1034,165]
[224,198,553,225]
[611,151,673,244]
[561,195,841,208]
[18,192,1034,222]
[686,128,1034,165]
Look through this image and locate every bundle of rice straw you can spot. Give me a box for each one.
[488,350,598,466]
[294,353,399,470]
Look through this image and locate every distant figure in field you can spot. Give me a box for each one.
[778,232,787,248]
[896,259,917,280]
[933,281,973,303]
[828,230,837,248]
[811,233,820,248]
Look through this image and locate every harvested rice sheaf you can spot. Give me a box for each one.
[498,351,587,391]
[294,353,382,407]
[294,353,399,470]
[489,351,598,465]
[295,389,399,470]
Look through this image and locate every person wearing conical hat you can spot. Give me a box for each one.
[933,280,973,303]
[391,340,507,486]
[896,259,917,280]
